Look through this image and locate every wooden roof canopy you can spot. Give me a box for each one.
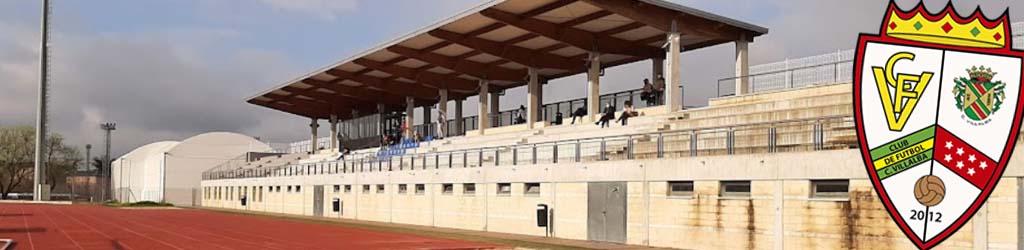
[247,0,768,119]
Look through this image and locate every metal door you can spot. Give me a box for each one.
[313,185,324,217]
[587,182,627,243]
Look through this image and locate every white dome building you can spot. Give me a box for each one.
[111,132,271,206]
[111,141,178,203]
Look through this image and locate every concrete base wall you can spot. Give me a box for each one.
[202,149,1023,249]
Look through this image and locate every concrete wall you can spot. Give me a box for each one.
[202,148,1023,249]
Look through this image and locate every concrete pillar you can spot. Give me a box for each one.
[438,89,448,136]
[454,99,464,135]
[309,118,319,154]
[489,91,500,125]
[587,52,601,120]
[405,97,415,138]
[652,57,664,105]
[526,67,540,128]
[422,105,431,137]
[377,103,386,139]
[329,115,338,150]
[665,30,682,112]
[478,80,490,131]
[973,204,988,250]
[735,35,751,96]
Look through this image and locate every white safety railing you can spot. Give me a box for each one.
[719,22,1024,97]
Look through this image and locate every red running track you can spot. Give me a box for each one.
[0,203,501,250]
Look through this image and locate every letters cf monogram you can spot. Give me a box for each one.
[872,52,934,131]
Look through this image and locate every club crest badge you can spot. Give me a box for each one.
[853,1,1024,249]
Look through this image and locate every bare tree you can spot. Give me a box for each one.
[44,134,82,191]
[0,126,82,198]
[0,126,35,199]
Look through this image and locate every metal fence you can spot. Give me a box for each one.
[718,23,1024,97]
[203,115,855,180]
[718,49,854,97]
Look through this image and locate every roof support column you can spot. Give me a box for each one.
[587,52,602,120]
[454,98,464,136]
[422,104,431,138]
[665,28,683,112]
[526,67,541,129]
[438,89,448,138]
[329,114,338,151]
[735,35,750,96]
[478,80,490,133]
[652,57,664,105]
[489,91,500,126]
[309,118,319,154]
[405,97,415,139]
[377,104,386,140]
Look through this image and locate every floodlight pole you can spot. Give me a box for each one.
[32,0,52,201]
[101,123,116,202]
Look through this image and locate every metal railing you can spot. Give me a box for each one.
[432,87,677,136]
[203,115,856,180]
[719,26,1024,97]
[718,50,854,97]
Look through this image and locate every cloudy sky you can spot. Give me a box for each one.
[1,0,1022,157]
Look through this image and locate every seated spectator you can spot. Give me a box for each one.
[553,112,564,125]
[595,103,615,128]
[570,107,587,124]
[617,100,638,126]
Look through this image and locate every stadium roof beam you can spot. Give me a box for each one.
[479,8,663,58]
[300,79,407,106]
[349,59,479,93]
[323,69,439,100]
[279,86,360,109]
[579,0,764,40]
[249,99,333,119]
[427,29,581,71]
[265,92,355,115]
[386,45,526,82]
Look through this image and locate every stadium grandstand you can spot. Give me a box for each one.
[200,1,1024,249]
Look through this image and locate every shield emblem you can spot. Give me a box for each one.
[854,2,1024,249]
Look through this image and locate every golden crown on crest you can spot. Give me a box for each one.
[883,2,1010,49]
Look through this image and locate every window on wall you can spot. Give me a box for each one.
[442,184,454,195]
[720,181,751,198]
[497,183,512,196]
[376,184,385,194]
[415,184,425,195]
[524,183,541,196]
[333,185,341,193]
[344,185,352,193]
[398,184,408,194]
[811,180,850,199]
[276,186,281,192]
[362,185,370,194]
[295,186,301,192]
[287,186,293,193]
[463,183,476,195]
[668,181,694,198]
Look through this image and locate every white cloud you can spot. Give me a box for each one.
[257,0,360,20]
